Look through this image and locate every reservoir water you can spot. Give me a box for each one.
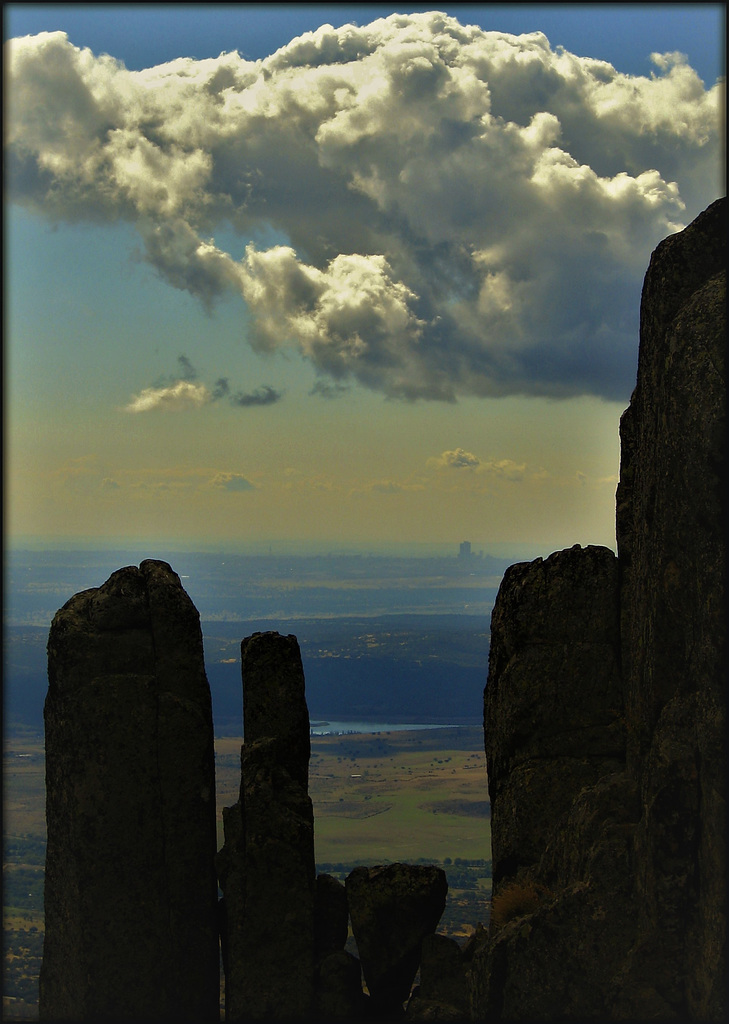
[309,720,456,736]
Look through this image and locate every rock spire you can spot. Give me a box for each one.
[40,559,219,1022]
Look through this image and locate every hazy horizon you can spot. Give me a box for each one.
[5,534,565,560]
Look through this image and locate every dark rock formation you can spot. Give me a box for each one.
[217,631,316,1021]
[346,863,448,1016]
[40,559,219,1022]
[615,196,727,1019]
[315,872,350,959]
[476,196,726,1020]
[484,543,623,889]
[315,951,368,1021]
[240,630,312,788]
[313,873,366,1018]
[476,546,630,1019]
[406,932,472,1019]
[36,200,725,1023]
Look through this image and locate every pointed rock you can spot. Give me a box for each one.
[40,560,219,1022]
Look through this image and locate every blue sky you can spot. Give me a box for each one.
[5,4,724,81]
[4,4,725,555]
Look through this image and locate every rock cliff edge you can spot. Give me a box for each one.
[477,197,726,1020]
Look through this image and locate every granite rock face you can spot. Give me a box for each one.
[40,560,219,1022]
[314,951,368,1021]
[407,932,473,1019]
[484,543,623,889]
[476,197,726,1019]
[615,196,727,1020]
[346,863,448,1016]
[217,631,316,1022]
[315,872,350,960]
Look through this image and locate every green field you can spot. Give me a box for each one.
[215,726,490,864]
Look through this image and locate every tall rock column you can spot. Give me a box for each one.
[217,631,316,1021]
[484,544,624,890]
[474,544,628,1019]
[615,196,726,1018]
[40,559,220,1022]
[472,198,726,1021]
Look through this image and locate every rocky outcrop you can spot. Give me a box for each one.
[406,931,479,1020]
[315,872,350,959]
[616,197,727,1019]
[477,196,726,1019]
[40,560,219,1022]
[313,873,367,1019]
[315,951,368,1021]
[217,635,451,1020]
[346,863,448,1016]
[484,543,623,890]
[217,631,316,1021]
[475,546,631,1019]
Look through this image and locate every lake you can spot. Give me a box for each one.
[309,720,459,736]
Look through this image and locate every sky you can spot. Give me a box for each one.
[4,4,725,557]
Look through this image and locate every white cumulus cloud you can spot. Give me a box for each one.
[123,380,211,413]
[430,448,482,469]
[6,14,724,401]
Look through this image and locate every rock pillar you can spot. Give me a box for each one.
[615,195,726,1018]
[474,198,726,1020]
[217,631,316,1021]
[40,559,219,1022]
[484,544,624,890]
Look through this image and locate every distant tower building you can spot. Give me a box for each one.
[459,541,472,559]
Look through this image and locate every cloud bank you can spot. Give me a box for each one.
[7,13,723,401]
[429,448,527,480]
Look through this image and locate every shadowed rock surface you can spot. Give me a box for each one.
[474,197,726,1019]
[615,194,726,1020]
[346,863,448,1016]
[315,951,368,1021]
[484,543,623,890]
[217,631,316,1021]
[40,559,219,1022]
[315,872,350,960]
[406,932,473,1019]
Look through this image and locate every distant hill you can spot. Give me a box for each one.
[4,549,502,736]
[205,614,489,733]
[4,615,488,736]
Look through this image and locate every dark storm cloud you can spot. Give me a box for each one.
[211,377,230,400]
[229,385,283,407]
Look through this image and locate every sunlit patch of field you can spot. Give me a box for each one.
[3,739,47,840]
[310,729,489,864]
[214,728,490,865]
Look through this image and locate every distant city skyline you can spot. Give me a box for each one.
[5,5,724,557]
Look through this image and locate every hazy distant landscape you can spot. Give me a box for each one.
[4,546,508,735]
[3,545,498,1017]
